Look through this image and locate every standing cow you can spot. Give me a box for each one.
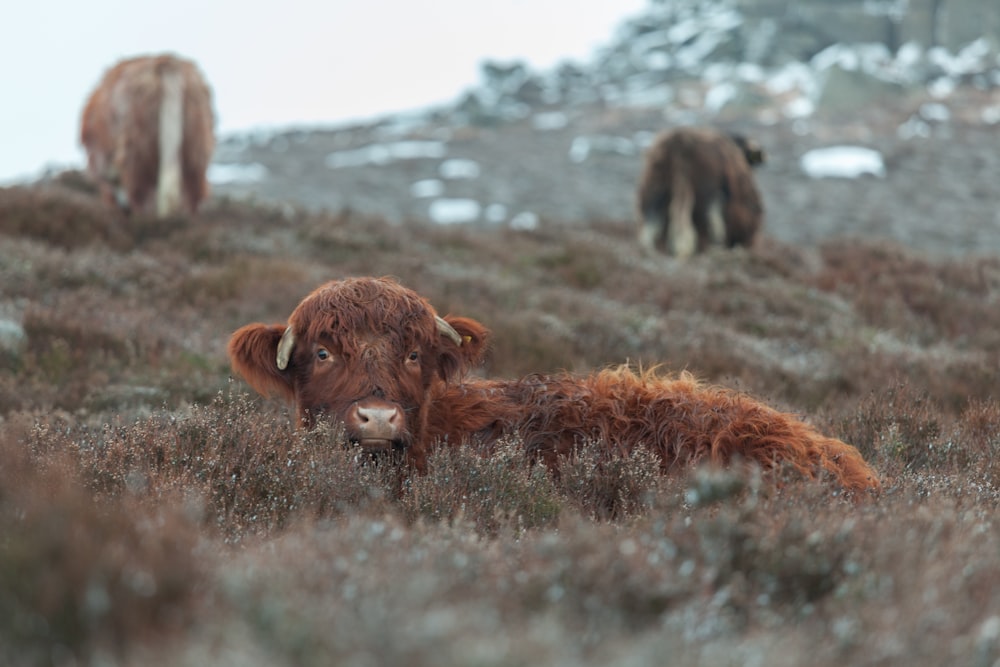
[637,127,764,258]
[228,276,879,493]
[80,54,215,217]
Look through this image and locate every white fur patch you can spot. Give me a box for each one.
[157,69,184,216]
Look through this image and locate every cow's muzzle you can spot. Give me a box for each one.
[346,401,405,453]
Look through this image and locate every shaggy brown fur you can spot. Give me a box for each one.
[80,54,215,217]
[229,277,879,493]
[637,127,764,258]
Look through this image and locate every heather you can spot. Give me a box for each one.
[1,167,999,666]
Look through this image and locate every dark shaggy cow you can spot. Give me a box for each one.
[80,54,215,217]
[637,127,764,258]
[229,277,879,493]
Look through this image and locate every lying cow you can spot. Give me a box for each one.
[80,53,215,217]
[637,127,764,258]
[229,277,879,493]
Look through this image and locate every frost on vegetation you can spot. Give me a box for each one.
[325,141,447,169]
[799,146,886,179]
[428,199,481,225]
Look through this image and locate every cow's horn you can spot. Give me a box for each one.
[276,326,296,370]
[436,316,462,346]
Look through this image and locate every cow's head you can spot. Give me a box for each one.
[228,277,489,458]
[728,133,766,168]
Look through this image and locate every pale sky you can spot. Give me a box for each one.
[0,0,647,182]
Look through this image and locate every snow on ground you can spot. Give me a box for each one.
[411,179,445,198]
[799,146,886,179]
[428,198,481,224]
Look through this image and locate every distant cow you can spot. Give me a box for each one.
[228,277,879,493]
[637,127,764,258]
[80,54,215,217]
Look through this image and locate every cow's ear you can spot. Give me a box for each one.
[228,323,295,401]
[436,315,490,379]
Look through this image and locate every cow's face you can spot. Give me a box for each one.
[229,277,488,455]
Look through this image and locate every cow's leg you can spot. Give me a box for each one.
[638,210,664,253]
[705,198,727,248]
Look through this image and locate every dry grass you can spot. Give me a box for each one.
[2,177,1000,665]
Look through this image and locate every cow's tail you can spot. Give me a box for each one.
[156,66,185,217]
[666,171,696,259]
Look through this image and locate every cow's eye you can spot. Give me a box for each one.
[316,347,332,362]
[407,350,419,363]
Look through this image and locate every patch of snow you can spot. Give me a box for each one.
[410,179,444,198]
[642,51,672,70]
[766,62,819,97]
[783,96,815,119]
[982,106,1000,125]
[704,81,738,112]
[928,39,994,77]
[532,111,569,131]
[800,146,886,179]
[510,211,540,230]
[812,43,895,78]
[896,42,924,69]
[919,102,950,122]
[898,116,932,139]
[928,76,957,98]
[428,199,480,225]
[439,159,480,180]
[207,162,268,184]
[0,318,26,353]
[734,62,766,84]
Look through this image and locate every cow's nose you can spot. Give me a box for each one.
[347,402,403,443]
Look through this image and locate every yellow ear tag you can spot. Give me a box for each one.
[463,335,473,344]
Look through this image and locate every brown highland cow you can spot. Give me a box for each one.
[228,277,880,494]
[637,127,764,258]
[80,53,215,217]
